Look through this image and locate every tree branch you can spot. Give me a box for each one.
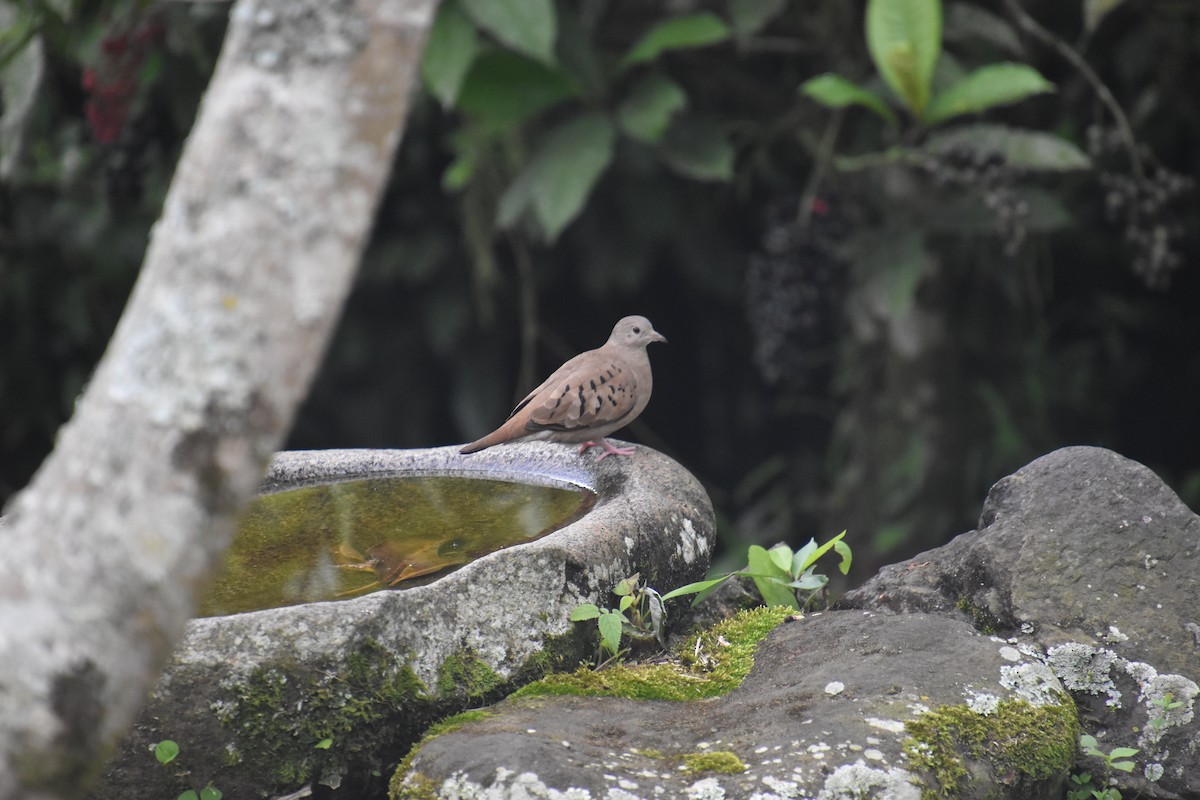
[1001,0,1145,182]
[0,0,436,797]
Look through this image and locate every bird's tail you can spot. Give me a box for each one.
[459,431,503,454]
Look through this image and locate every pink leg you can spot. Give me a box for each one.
[577,439,637,460]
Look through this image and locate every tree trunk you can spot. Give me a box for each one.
[0,0,436,797]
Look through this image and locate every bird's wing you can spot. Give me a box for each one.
[509,348,640,434]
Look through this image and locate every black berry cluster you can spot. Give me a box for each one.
[918,143,1028,256]
[745,197,845,387]
[1087,125,1195,289]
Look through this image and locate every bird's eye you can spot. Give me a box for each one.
[632,326,641,333]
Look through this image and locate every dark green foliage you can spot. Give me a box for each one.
[3,0,1199,590]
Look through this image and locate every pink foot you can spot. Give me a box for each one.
[578,439,637,460]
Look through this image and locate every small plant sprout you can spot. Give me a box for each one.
[153,739,180,765]
[1148,691,1184,731]
[1080,734,1138,772]
[1068,734,1138,800]
[662,531,852,611]
[179,788,223,800]
[570,573,666,664]
[149,739,223,800]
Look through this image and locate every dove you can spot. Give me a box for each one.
[460,315,667,459]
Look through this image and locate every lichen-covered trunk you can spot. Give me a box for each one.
[0,1,436,797]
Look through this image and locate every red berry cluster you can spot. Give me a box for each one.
[81,16,164,144]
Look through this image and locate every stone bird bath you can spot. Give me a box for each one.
[91,443,715,799]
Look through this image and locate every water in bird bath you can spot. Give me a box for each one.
[199,476,596,616]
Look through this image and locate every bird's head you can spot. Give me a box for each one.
[609,315,667,349]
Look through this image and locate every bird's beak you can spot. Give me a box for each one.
[651,331,668,344]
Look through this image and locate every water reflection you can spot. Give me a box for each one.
[200,476,595,616]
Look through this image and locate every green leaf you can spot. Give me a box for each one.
[925,63,1055,125]
[570,603,601,621]
[421,0,478,107]
[833,538,853,574]
[154,740,180,765]
[791,539,818,575]
[1111,760,1136,773]
[766,543,793,573]
[614,574,639,595]
[788,568,829,591]
[729,0,788,40]
[497,112,616,241]
[1079,734,1098,749]
[923,124,1091,171]
[747,545,788,580]
[661,575,732,602]
[618,73,688,143]
[659,116,735,181]
[459,0,557,65]
[620,13,732,69]
[1109,747,1139,759]
[751,574,801,610]
[315,738,333,750]
[866,0,942,116]
[178,792,198,800]
[199,787,223,800]
[745,547,799,607]
[597,610,625,655]
[800,74,897,124]
[618,594,635,612]
[797,530,848,573]
[457,51,578,132]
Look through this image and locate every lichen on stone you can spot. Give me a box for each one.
[820,761,921,800]
[998,660,1062,706]
[1045,643,1120,699]
[685,776,727,799]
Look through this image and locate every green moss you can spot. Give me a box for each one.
[389,710,495,799]
[216,638,429,787]
[513,606,793,702]
[954,597,1001,635]
[681,751,747,774]
[436,652,503,699]
[391,771,439,800]
[903,696,1080,799]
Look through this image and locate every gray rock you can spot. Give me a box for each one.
[397,446,1200,800]
[91,443,714,799]
[841,445,1200,797]
[398,611,1076,799]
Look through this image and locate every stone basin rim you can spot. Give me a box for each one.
[261,445,602,495]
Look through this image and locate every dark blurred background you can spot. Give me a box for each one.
[2,0,1198,585]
